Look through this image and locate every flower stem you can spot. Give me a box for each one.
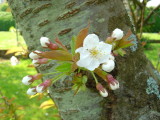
[51,73,65,83]
[91,71,98,84]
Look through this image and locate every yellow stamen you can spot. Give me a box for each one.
[90,48,99,57]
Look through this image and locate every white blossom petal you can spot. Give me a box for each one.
[76,34,112,71]
[97,42,112,55]
[98,55,110,64]
[85,57,100,71]
[76,56,91,68]
[83,34,99,49]
[75,47,83,53]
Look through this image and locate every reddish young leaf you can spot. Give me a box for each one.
[116,39,134,49]
[71,53,79,72]
[122,29,132,40]
[75,26,89,49]
[55,37,68,52]
[36,50,72,61]
[71,62,78,72]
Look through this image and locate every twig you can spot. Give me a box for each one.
[144,4,160,25]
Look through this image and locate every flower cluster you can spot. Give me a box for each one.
[22,27,133,97]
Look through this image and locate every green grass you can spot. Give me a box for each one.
[0,59,59,120]
[142,33,160,40]
[142,33,160,71]
[0,31,26,49]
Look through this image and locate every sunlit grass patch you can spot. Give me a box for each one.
[142,33,160,71]
[0,59,59,120]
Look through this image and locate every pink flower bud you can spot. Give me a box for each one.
[40,37,59,50]
[32,73,43,80]
[27,87,37,95]
[32,58,48,67]
[22,73,42,85]
[47,43,59,50]
[29,50,42,60]
[96,83,108,97]
[107,74,119,90]
[36,79,52,93]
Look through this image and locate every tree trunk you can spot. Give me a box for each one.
[8,0,160,120]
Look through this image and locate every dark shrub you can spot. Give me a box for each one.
[0,12,15,31]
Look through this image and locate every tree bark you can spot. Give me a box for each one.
[7,0,160,120]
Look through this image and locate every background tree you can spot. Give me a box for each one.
[128,0,160,38]
[7,0,160,120]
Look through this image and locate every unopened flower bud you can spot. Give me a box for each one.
[40,37,50,47]
[36,79,52,93]
[47,43,59,50]
[32,59,39,67]
[40,37,59,50]
[111,28,124,40]
[107,74,119,90]
[27,87,37,95]
[102,60,115,72]
[22,73,42,85]
[96,83,108,97]
[109,54,115,61]
[32,58,48,67]
[22,76,32,85]
[29,50,42,60]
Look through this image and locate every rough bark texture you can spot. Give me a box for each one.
[8,0,160,120]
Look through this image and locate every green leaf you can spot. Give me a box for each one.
[55,62,72,73]
[115,48,126,56]
[70,36,76,55]
[36,50,72,61]
[82,75,87,84]
[72,75,88,95]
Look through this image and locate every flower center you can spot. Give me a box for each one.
[90,48,99,57]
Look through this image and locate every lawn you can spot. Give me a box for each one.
[0,31,26,49]
[142,33,160,71]
[0,59,59,120]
